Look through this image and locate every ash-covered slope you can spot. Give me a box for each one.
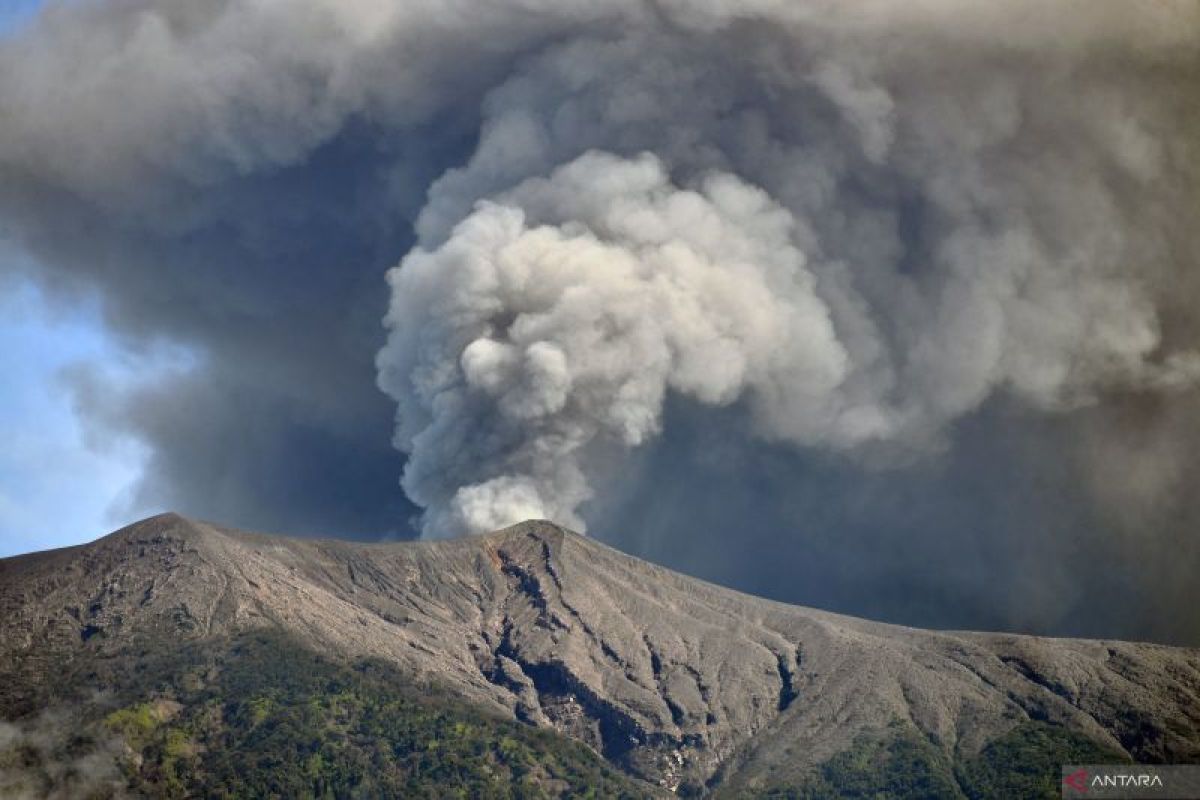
[2,513,1199,794]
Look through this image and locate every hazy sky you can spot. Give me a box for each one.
[0,0,154,553]
[0,271,156,556]
[0,0,1197,644]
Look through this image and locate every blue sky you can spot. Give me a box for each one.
[0,0,149,557]
[0,0,44,36]
[0,258,158,557]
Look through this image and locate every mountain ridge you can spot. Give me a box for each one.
[2,513,1198,795]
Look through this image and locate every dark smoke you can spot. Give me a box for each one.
[1,0,1197,641]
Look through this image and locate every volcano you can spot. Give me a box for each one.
[2,513,1197,797]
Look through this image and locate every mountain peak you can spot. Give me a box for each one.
[2,515,1198,792]
[91,510,215,548]
[480,518,572,556]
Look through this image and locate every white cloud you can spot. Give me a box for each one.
[0,274,154,556]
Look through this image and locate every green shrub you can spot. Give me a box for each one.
[103,629,655,799]
[747,718,1129,800]
[956,721,1127,799]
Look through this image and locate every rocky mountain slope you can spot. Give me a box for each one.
[2,513,1198,796]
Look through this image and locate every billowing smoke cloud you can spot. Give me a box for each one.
[1,0,1198,640]
[381,152,860,533]
[377,3,1200,535]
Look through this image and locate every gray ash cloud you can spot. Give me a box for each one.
[2,1,1198,640]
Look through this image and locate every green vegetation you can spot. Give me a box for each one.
[2,625,1137,799]
[98,629,655,799]
[746,718,1128,800]
[748,721,961,799]
[955,721,1128,799]
[104,699,182,748]
[104,703,161,744]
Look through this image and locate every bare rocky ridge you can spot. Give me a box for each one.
[2,513,1198,793]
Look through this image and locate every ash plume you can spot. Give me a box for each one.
[378,2,1200,536]
[1,0,1198,639]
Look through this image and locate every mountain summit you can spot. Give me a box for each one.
[2,513,1198,797]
